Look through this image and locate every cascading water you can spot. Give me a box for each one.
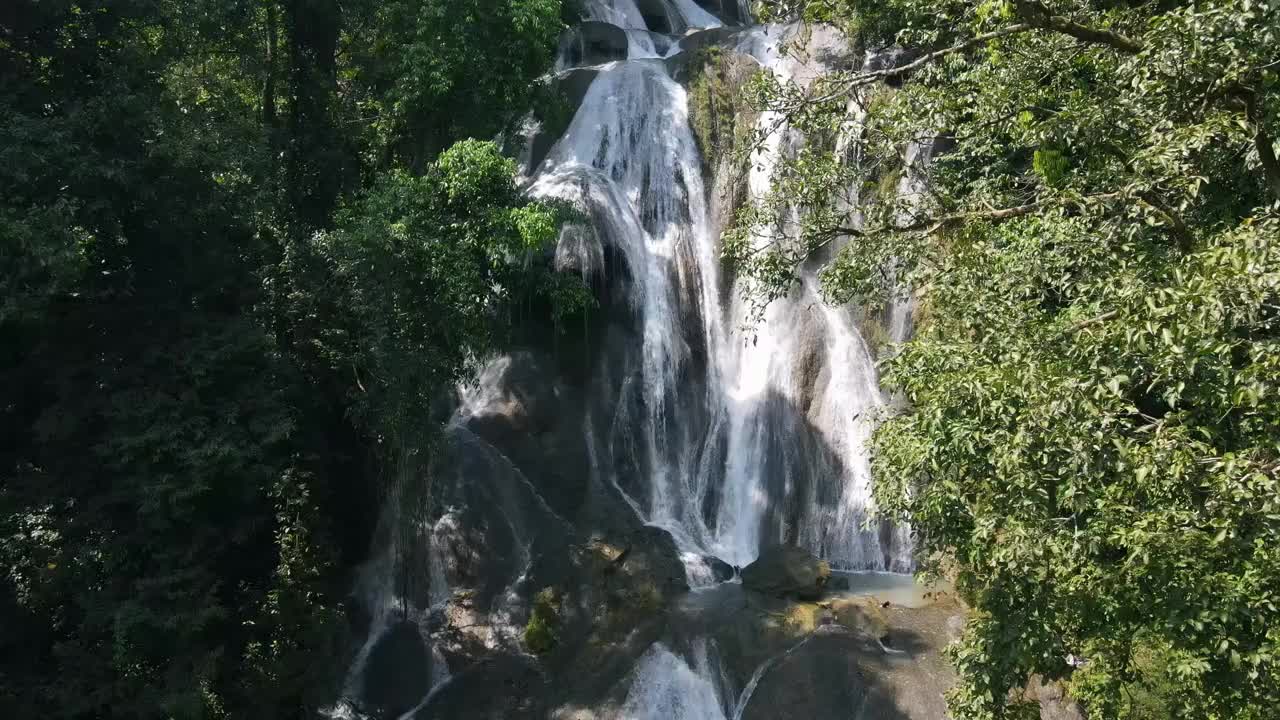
[620,640,731,720]
[710,25,914,572]
[529,40,729,582]
[531,12,912,575]
[334,4,927,717]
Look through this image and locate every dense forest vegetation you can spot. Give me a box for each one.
[0,0,580,716]
[735,0,1279,718]
[3,0,1278,719]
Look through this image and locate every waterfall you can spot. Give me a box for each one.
[580,0,723,32]
[706,26,912,571]
[531,16,912,576]
[529,56,727,577]
[334,6,921,716]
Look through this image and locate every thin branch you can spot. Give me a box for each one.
[907,191,1125,234]
[809,24,1034,103]
[1135,191,1194,251]
[815,4,1142,104]
[746,192,1124,264]
[1061,310,1119,338]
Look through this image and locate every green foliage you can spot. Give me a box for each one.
[347,0,565,166]
[301,140,579,439]
[1032,147,1070,188]
[0,0,567,717]
[524,587,561,654]
[687,47,762,172]
[733,0,1280,717]
[1069,633,1270,720]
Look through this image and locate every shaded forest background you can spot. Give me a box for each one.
[0,1,577,716]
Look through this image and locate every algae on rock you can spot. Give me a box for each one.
[686,46,760,177]
[525,587,562,654]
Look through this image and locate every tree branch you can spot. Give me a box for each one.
[1062,310,1118,337]
[1238,89,1280,203]
[1135,190,1194,251]
[820,24,1033,97]
[1012,1,1145,54]
[905,192,1125,234]
[755,192,1125,264]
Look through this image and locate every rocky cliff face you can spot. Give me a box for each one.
[325,3,959,719]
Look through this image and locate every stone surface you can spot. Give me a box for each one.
[620,525,692,597]
[741,544,832,599]
[360,620,431,719]
[704,554,736,583]
[738,631,873,720]
[1029,676,1087,720]
[410,656,546,720]
[559,22,628,68]
[692,0,746,25]
[635,0,679,33]
[827,596,891,644]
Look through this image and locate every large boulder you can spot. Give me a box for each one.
[737,631,874,720]
[558,22,629,68]
[826,596,890,645]
[616,525,691,598]
[410,655,546,720]
[691,0,746,25]
[740,545,831,600]
[635,0,679,33]
[359,620,432,718]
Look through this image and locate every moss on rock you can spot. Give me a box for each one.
[524,587,561,654]
[686,47,760,175]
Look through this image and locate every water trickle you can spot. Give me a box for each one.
[621,642,729,720]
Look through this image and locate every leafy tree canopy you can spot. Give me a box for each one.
[0,0,571,717]
[734,0,1279,717]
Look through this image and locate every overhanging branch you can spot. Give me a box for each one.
[1012,1,1145,54]
[822,24,1033,97]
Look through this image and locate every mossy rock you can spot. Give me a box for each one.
[741,544,832,600]
[826,597,890,642]
[524,587,561,654]
[683,47,761,174]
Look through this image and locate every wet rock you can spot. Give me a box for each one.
[463,351,557,435]
[673,27,743,63]
[704,554,735,582]
[559,22,629,68]
[360,620,431,718]
[635,0,679,33]
[826,596,890,643]
[862,46,918,73]
[741,545,831,600]
[862,46,920,87]
[1029,676,1087,720]
[523,68,600,173]
[695,0,746,25]
[455,350,591,523]
[620,526,691,597]
[410,655,546,720]
[738,633,874,720]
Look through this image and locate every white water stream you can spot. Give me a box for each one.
[334,3,919,716]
